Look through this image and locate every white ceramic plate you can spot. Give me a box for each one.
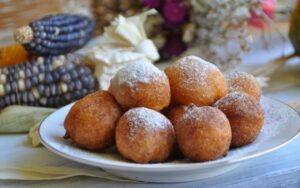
[39,96,300,183]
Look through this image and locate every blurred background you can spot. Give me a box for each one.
[0,0,299,108]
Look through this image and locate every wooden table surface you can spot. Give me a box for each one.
[0,138,296,188]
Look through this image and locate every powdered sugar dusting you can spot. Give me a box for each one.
[225,71,260,94]
[170,96,293,164]
[181,105,199,122]
[175,56,220,91]
[178,105,228,130]
[226,71,255,84]
[214,97,290,161]
[125,107,172,139]
[113,61,164,87]
[180,105,212,124]
[214,92,261,117]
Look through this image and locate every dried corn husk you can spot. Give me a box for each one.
[255,76,270,88]
[0,106,55,133]
[92,0,143,35]
[85,9,159,90]
[28,123,42,147]
[290,99,300,111]
[62,0,92,17]
[251,54,296,77]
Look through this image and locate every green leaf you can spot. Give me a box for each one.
[0,105,56,133]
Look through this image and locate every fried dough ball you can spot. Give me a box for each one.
[171,105,232,162]
[161,99,178,116]
[226,71,261,101]
[64,91,123,151]
[167,105,187,126]
[116,107,175,163]
[165,56,227,106]
[109,61,171,111]
[214,92,264,147]
[167,105,188,159]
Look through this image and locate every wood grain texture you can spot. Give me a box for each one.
[0,0,65,30]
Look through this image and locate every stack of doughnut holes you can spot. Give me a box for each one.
[64,56,264,163]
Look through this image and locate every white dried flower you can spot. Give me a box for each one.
[189,0,262,70]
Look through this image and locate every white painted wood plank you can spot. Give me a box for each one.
[1,136,300,188]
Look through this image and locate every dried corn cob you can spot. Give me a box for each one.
[0,43,30,68]
[0,54,98,108]
[14,14,95,56]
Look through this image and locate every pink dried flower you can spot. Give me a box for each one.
[249,0,275,29]
[162,0,187,25]
[164,33,186,56]
[262,0,275,19]
[143,0,163,9]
